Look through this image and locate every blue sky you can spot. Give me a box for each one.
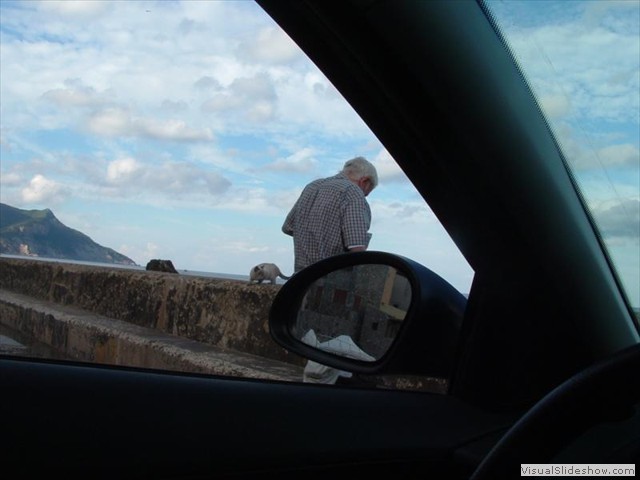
[487,0,640,307]
[1,0,638,306]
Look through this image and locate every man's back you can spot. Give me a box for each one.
[283,173,371,272]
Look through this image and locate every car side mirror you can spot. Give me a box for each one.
[269,251,467,378]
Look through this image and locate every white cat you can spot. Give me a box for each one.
[249,263,291,284]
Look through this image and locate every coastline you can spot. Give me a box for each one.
[0,253,250,282]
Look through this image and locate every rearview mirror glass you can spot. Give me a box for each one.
[290,264,412,362]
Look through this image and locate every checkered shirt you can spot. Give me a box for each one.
[282,173,372,272]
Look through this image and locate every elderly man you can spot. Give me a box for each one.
[282,156,379,272]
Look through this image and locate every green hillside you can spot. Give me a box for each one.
[0,203,136,265]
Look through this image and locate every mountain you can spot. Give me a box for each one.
[0,203,136,266]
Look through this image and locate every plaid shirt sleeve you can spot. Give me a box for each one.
[341,187,371,249]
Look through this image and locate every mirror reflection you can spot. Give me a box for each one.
[292,264,412,362]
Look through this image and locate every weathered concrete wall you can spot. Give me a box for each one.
[0,289,302,381]
[0,257,304,367]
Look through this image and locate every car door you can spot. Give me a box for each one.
[2,0,638,478]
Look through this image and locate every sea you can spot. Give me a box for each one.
[0,254,252,282]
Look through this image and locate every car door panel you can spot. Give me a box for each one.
[1,356,515,478]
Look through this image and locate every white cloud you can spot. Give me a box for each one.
[237,26,300,64]
[274,73,371,139]
[107,158,142,184]
[372,199,436,225]
[161,100,189,113]
[145,162,231,196]
[186,144,248,174]
[214,187,276,213]
[270,188,303,211]
[102,157,231,198]
[194,76,221,90]
[21,174,65,203]
[87,108,213,141]
[201,74,277,124]
[42,80,104,108]
[592,197,640,240]
[597,144,639,168]
[87,108,131,137]
[1,0,369,145]
[538,94,572,119]
[551,121,639,171]
[37,0,110,18]
[0,172,22,186]
[247,102,275,123]
[264,148,318,173]
[138,119,213,142]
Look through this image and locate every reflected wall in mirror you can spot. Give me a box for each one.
[292,264,412,362]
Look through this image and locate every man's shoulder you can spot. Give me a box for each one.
[311,173,353,189]
[313,173,345,183]
[302,173,365,200]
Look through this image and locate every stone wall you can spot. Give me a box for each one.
[0,257,304,367]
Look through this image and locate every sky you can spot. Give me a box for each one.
[1,0,638,306]
[486,0,640,307]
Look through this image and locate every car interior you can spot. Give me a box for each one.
[1,0,638,478]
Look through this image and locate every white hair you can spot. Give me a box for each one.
[341,156,378,188]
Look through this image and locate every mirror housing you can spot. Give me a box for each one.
[269,251,467,378]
